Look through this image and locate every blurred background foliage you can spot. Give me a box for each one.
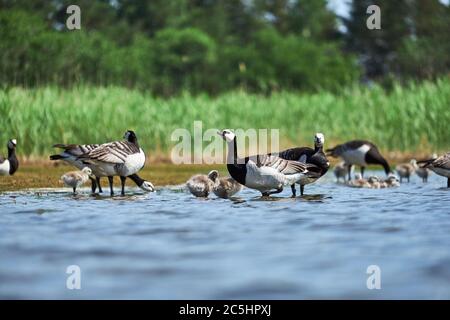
[1,0,448,96]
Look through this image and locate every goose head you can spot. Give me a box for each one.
[7,139,17,149]
[124,130,137,143]
[314,133,325,148]
[140,181,155,192]
[207,170,219,182]
[218,129,235,143]
[81,167,94,178]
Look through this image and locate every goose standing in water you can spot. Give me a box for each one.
[207,170,243,199]
[0,139,19,176]
[276,133,329,197]
[326,140,391,180]
[395,160,416,183]
[75,130,146,196]
[50,138,153,193]
[218,129,320,197]
[418,152,450,188]
[61,167,95,194]
[186,171,216,197]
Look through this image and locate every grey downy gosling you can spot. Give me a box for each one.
[395,160,416,183]
[61,167,95,194]
[207,170,243,199]
[333,162,352,183]
[186,171,215,197]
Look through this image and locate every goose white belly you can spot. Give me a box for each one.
[245,161,304,192]
[340,145,370,166]
[119,149,146,176]
[0,160,10,175]
[88,149,146,177]
[431,167,450,178]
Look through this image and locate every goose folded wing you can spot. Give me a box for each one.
[53,144,100,156]
[77,142,134,164]
[254,154,310,175]
[433,153,450,169]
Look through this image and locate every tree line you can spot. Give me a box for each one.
[0,0,448,95]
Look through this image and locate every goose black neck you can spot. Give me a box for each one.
[226,137,246,185]
[7,147,18,175]
[381,160,391,175]
[128,173,144,186]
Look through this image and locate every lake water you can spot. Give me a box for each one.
[1,170,449,299]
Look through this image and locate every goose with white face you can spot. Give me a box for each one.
[0,138,19,176]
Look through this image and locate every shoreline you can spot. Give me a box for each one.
[0,149,440,192]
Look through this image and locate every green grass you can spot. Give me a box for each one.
[0,78,449,158]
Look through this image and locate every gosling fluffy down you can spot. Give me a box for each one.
[208,170,243,199]
[186,172,215,197]
[61,167,94,193]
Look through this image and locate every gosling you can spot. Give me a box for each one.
[186,171,215,197]
[412,158,432,183]
[395,160,416,183]
[348,173,370,188]
[208,170,243,199]
[61,167,94,194]
[334,162,351,183]
[381,174,400,188]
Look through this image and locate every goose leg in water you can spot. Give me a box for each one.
[348,164,353,181]
[96,177,103,193]
[73,187,76,194]
[108,176,114,196]
[300,185,305,196]
[448,178,450,188]
[361,166,365,178]
[120,176,126,196]
[290,184,296,197]
[90,177,97,193]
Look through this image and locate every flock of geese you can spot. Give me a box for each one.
[0,130,449,198]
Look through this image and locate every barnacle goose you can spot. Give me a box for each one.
[0,139,19,176]
[218,129,320,197]
[418,152,450,188]
[326,140,391,180]
[75,130,146,195]
[208,170,243,199]
[50,131,148,193]
[50,137,153,194]
[186,170,216,198]
[61,167,94,194]
[276,133,329,197]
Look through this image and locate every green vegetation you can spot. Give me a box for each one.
[1,78,449,157]
[1,1,449,95]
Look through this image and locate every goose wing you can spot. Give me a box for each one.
[77,141,140,164]
[432,152,450,169]
[53,144,100,157]
[251,154,311,175]
[276,147,314,162]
